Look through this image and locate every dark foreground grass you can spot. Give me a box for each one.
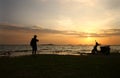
[0,54,120,78]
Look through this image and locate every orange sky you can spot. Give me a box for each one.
[0,0,120,45]
[0,24,120,45]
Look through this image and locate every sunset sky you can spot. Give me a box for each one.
[0,0,120,45]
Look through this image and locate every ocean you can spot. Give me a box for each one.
[0,45,120,56]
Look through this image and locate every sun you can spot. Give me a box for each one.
[84,34,96,45]
[86,34,92,40]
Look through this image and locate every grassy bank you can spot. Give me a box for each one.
[0,54,120,78]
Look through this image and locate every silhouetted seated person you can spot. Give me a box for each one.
[92,41,100,54]
[30,35,39,55]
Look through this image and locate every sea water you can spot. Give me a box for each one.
[0,45,120,56]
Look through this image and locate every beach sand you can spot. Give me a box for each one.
[0,54,120,78]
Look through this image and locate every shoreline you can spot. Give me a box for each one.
[0,51,120,58]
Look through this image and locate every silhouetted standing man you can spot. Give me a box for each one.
[30,35,39,55]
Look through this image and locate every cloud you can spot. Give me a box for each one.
[80,29,120,37]
[0,23,32,31]
[100,29,120,36]
[0,23,65,34]
[0,23,120,38]
[59,0,98,6]
[102,0,120,11]
[1,0,120,31]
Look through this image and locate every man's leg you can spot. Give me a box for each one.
[34,46,37,55]
[32,47,35,55]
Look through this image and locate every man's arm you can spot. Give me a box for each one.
[36,39,39,42]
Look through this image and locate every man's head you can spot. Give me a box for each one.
[34,35,37,38]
